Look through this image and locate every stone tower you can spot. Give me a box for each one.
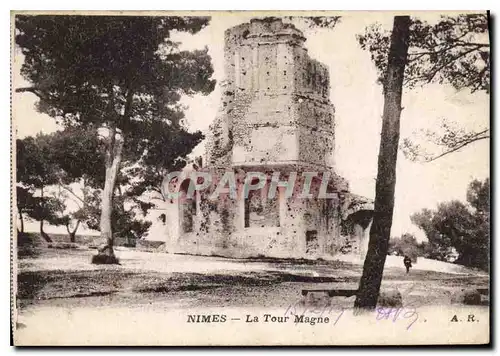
[161,18,373,259]
[206,17,335,171]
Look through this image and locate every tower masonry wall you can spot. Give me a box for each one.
[158,18,373,260]
[206,17,335,171]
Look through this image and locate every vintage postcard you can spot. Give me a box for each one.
[11,10,490,346]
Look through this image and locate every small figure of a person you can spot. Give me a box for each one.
[403,255,412,274]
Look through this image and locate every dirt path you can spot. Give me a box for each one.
[16,247,488,310]
[14,247,489,345]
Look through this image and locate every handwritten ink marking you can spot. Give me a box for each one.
[283,283,421,330]
[403,307,419,330]
[375,305,419,330]
[333,309,345,326]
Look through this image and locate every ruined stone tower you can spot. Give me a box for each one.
[160,18,373,259]
[206,17,336,171]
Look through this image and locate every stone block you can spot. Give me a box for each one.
[300,290,332,308]
[377,289,403,308]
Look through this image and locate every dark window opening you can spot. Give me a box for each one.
[306,230,319,254]
[180,179,196,233]
[244,180,279,228]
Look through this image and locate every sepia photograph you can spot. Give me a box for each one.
[11,10,490,346]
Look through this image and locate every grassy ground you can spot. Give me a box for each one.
[16,244,489,312]
[14,242,490,345]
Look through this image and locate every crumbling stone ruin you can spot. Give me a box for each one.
[159,17,373,259]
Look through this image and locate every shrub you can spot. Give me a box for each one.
[91,254,120,265]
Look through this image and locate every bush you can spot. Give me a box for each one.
[47,242,79,249]
[452,289,482,305]
[91,254,120,265]
[17,232,41,258]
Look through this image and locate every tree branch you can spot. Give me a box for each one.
[437,129,490,148]
[455,41,489,48]
[405,45,487,86]
[426,134,489,162]
[16,87,40,94]
[15,87,49,101]
[59,184,85,207]
[425,46,484,83]
[408,42,467,60]
[71,220,81,235]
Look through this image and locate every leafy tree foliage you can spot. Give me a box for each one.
[357,13,490,162]
[355,13,489,308]
[17,124,192,244]
[16,186,33,233]
[388,233,425,261]
[284,16,341,29]
[411,178,489,270]
[78,189,152,246]
[358,13,489,92]
[16,135,60,189]
[48,126,106,187]
[17,131,97,241]
[16,134,67,241]
[467,177,490,214]
[15,15,215,260]
[48,125,171,243]
[121,121,204,201]
[42,127,106,242]
[401,122,489,162]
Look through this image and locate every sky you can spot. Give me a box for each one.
[13,12,490,240]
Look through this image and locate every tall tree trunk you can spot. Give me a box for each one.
[40,219,52,243]
[354,16,411,310]
[39,187,53,243]
[18,209,24,233]
[67,220,80,243]
[98,127,124,257]
[95,85,132,262]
